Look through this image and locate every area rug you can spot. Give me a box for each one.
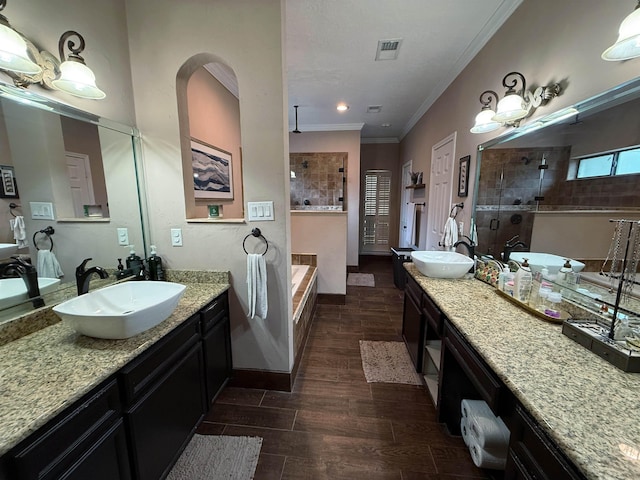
[167,435,263,480]
[347,273,375,287]
[359,340,422,385]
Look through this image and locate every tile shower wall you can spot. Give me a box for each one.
[289,152,346,209]
[477,145,640,257]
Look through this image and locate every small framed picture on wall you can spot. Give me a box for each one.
[0,166,18,198]
[458,155,470,197]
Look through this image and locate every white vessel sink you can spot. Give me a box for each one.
[0,277,61,309]
[411,250,474,279]
[0,243,18,259]
[53,281,186,339]
[509,252,585,275]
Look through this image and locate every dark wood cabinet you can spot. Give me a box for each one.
[1,290,233,480]
[201,292,232,407]
[6,379,130,480]
[125,342,205,480]
[402,275,425,371]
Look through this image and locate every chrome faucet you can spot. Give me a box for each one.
[0,256,44,308]
[503,235,528,262]
[76,258,109,295]
[454,235,476,273]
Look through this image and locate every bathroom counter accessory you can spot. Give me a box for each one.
[495,288,569,324]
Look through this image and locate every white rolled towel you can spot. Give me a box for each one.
[468,435,507,470]
[460,416,471,447]
[461,398,493,419]
[468,414,510,449]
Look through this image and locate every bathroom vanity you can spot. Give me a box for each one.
[402,262,640,480]
[0,281,232,480]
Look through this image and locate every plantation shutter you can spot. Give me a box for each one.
[362,170,392,248]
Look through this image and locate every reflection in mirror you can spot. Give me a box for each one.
[289,152,346,211]
[0,84,147,323]
[473,78,640,271]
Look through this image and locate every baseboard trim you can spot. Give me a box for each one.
[317,293,346,305]
[230,369,292,392]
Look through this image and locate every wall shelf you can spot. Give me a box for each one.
[405,184,425,189]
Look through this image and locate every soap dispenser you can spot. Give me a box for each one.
[147,245,165,281]
[126,245,142,269]
[557,259,572,286]
[514,259,533,303]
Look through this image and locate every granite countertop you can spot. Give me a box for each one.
[405,263,640,480]
[0,271,229,457]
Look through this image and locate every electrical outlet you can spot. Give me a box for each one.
[458,221,464,235]
[117,228,129,246]
[171,228,183,247]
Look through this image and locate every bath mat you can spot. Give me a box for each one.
[359,340,422,385]
[167,435,262,480]
[347,273,375,287]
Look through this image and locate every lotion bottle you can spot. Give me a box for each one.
[556,259,572,286]
[514,259,533,303]
[147,245,165,281]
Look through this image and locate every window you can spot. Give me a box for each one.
[576,147,640,179]
[362,170,391,247]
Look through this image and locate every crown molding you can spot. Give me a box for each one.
[289,123,365,132]
[361,137,399,144]
[203,63,239,99]
[400,0,524,140]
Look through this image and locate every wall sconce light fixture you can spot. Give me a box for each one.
[470,71,561,134]
[0,1,104,100]
[51,31,105,99]
[602,1,640,61]
[0,0,41,75]
[470,90,501,134]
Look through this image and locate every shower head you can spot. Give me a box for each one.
[301,160,308,169]
[522,156,531,165]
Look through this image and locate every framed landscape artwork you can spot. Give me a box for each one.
[191,139,233,200]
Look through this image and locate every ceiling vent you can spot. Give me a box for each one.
[375,39,402,61]
[367,105,383,113]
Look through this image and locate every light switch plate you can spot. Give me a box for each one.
[171,228,183,247]
[247,201,274,221]
[117,228,129,246]
[30,202,55,220]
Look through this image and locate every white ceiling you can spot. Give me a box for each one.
[285,0,523,141]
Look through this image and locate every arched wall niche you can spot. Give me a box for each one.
[176,53,244,220]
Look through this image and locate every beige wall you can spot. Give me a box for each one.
[401,0,640,246]
[291,212,347,295]
[126,0,292,373]
[186,67,243,220]
[289,130,361,266]
[360,142,401,251]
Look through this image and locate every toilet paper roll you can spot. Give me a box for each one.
[468,436,507,470]
[460,416,471,446]
[461,398,493,419]
[468,414,510,449]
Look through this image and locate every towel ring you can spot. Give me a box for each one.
[9,202,20,217]
[33,226,55,251]
[243,228,269,256]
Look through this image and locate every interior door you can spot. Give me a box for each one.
[399,161,413,247]
[425,133,456,250]
[65,152,95,217]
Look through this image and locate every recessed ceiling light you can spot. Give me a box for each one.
[381,123,391,127]
[337,104,349,112]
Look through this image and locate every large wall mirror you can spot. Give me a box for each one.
[0,84,148,323]
[473,77,640,268]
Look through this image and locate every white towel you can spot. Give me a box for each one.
[9,215,27,249]
[441,216,458,251]
[37,249,64,278]
[470,218,478,245]
[247,253,268,319]
[406,202,417,246]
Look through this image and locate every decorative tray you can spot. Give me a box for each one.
[495,288,570,324]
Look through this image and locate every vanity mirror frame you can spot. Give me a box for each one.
[471,76,640,262]
[0,81,150,322]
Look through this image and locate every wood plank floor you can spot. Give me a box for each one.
[197,256,489,479]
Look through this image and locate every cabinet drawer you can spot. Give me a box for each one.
[201,292,228,332]
[445,324,501,411]
[120,314,200,403]
[507,405,584,480]
[422,293,443,334]
[10,379,121,480]
[405,275,422,307]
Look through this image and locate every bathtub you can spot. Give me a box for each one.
[291,264,309,295]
